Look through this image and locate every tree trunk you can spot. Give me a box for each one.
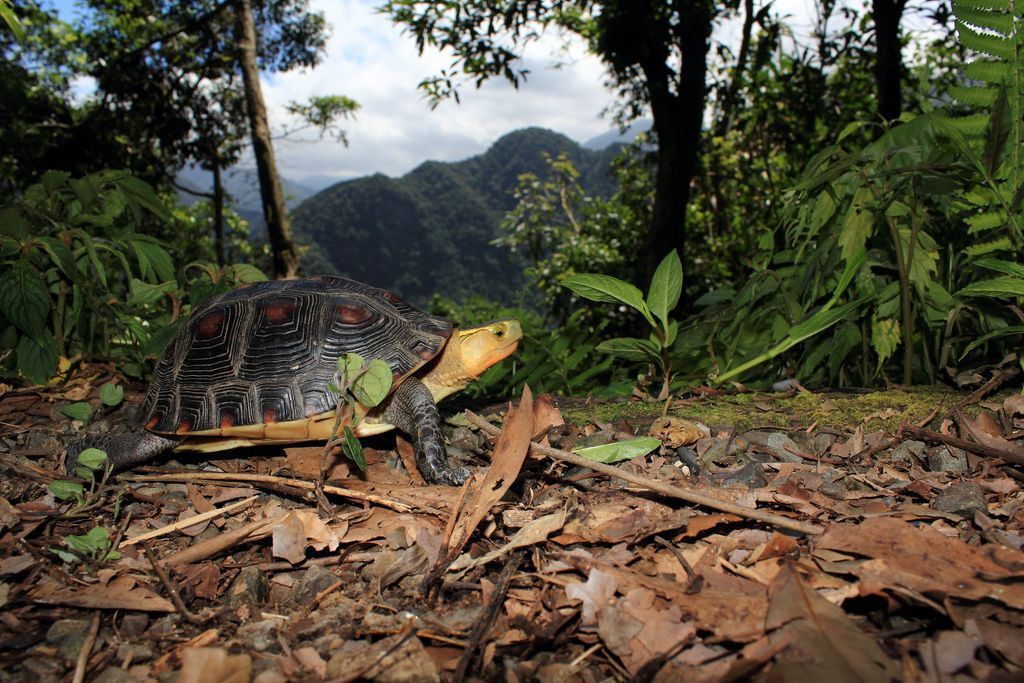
[643,0,713,279]
[212,148,226,266]
[235,0,298,278]
[872,0,906,123]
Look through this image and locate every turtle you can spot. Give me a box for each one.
[64,276,522,485]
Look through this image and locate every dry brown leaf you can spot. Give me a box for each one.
[565,567,619,627]
[554,500,690,545]
[178,647,252,683]
[446,386,535,556]
[293,646,327,678]
[960,412,1024,460]
[32,576,175,612]
[1003,394,1024,417]
[817,517,1024,608]
[271,511,308,565]
[766,565,899,682]
[647,415,704,448]
[532,393,564,446]
[598,587,696,676]
[179,563,221,600]
[450,508,568,573]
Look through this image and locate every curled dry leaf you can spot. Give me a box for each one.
[648,415,705,448]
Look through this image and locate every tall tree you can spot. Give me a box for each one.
[384,0,717,278]
[872,0,907,122]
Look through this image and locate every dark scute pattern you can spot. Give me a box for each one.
[142,277,454,434]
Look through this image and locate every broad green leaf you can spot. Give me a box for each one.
[61,402,93,423]
[573,437,661,463]
[49,480,85,502]
[341,426,366,470]
[231,263,268,283]
[596,337,661,362]
[351,358,393,407]
[647,249,682,328]
[973,258,1024,279]
[0,260,50,340]
[957,276,1024,297]
[562,274,653,323]
[16,334,57,385]
[99,384,124,407]
[838,187,874,260]
[128,278,177,307]
[66,526,111,555]
[871,318,901,367]
[337,353,365,384]
[130,238,175,282]
[37,236,76,278]
[76,447,108,471]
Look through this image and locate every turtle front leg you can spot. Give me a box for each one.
[65,431,181,476]
[381,377,470,485]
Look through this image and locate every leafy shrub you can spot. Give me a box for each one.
[0,170,266,384]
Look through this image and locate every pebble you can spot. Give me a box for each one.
[712,462,767,489]
[889,440,926,465]
[117,613,149,638]
[237,619,282,653]
[46,618,91,661]
[290,564,339,605]
[934,481,987,516]
[927,446,969,473]
[229,565,270,609]
[92,667,135,683]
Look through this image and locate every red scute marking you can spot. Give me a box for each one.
[263,408,278,423]
[418,347,436,360]
[383,290,403,304]
[146,415,160,430]
[220,410,236,428]
[195,311,226,339]
[176,418,193,434]
[337,304,371,324]
[263,298,297,323]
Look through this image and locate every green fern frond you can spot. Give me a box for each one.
[944,112,992,135]
[954,6,1015,35]
[953,0,1015,12]
[949,84,1001,106]
[964,59,1014,83]
[955,23,1014,60]
[963,235,1014,255]
[966,209,1008,232]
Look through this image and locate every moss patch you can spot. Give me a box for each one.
[561,386,983,433]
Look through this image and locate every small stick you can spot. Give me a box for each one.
[465,411,824,536]
[160,515,286,567]
[900,423,1024,466]
[142,543,204,625]
[122,472,428,513]
[71,611,100,683]
[452,553,522,683]
[120,497,257,548]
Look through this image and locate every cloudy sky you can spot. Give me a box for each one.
[263,0,616,188]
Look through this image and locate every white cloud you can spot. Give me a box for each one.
[261,0,616,188]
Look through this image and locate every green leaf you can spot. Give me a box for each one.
[573,437,661,464]
[561,274,653,324]
[595,337,661,362]
[337,353,365,384]
[973,258,1024,279]
[99,384,124,407]
[871,318,901,367]
[128,278,177,307]
[130,238,175,282]
[341,426,366,470]
[37,237,76,279]
[960,325,1024,358]
[16,335,57,385]
[0,260,50,341]
[61,402,93,423]
[49,480,85,502]
[230,264,268,283]
[957,276,1024,297]
[351,358,394,407]
[646,249,682,328]
[66,526,111,555]
[75,447,108,470]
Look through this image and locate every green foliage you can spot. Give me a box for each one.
[572,437,661,464]
[325,352,395,471]
[60,402,93,424]
[563,251,683,399]
[0,170,267,385]
[99,382,124,407]
[51,526,120,566]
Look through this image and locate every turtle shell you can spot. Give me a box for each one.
[141,276,453,437]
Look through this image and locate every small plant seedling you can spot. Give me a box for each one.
[60,402,93,423]
[50,526,121,567]
[99,382,125,407]
[49,447,111,511]
[322,352,394,477]
[562,250,683,411]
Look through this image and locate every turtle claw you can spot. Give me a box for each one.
[429,462,471,487]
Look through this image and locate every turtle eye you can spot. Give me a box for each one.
[494,328,505,338]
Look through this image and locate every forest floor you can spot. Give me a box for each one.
[1,365,1023,683]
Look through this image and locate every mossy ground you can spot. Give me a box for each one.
[562,386,985,432]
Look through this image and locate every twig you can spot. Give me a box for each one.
[654,536,703,593]
[452,553,522,683]
[121,472,429,513]
[465,411,825,536]
[71,611,100,683]
[900,423,1024,466]
[142,543,205,625]
[120,497,257,548]
[160,515,286,567]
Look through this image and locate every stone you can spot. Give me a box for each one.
[890,440,926,465]
[290,564,339,605]
[934,481,987,517]
[117,613,149,638]
[712,462,767,489]
[229,565,270,609]
[46,618,91,661]
[92,666,135,683]
[116,642,155,663]
[927,446,969,473]
[237,619,281,653]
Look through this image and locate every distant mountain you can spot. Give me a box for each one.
[291,127,621,305]
[583,119,652,150]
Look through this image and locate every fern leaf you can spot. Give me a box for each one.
[955,22,1015,60]
[952,0,1013,12]
[966,209,1007,233]
[943,112,991,136]
[983,86,1011,175]
[949,84,1001,107]
[964,59,1013,84]
[953,5,1014,35]
[963,236,1013,256]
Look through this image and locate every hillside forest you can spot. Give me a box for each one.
[3,0,1024,681]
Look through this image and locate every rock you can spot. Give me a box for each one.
[229,565,270,609]
[934,482,987,516]
[117,613,149,638]
[92,666,135,683]
[20,656,66,680]
[448,427,483,452]
[577,432,612,448]
[326,635,439,682]
[116,642,155,663]
[890,440,926,465]
[237,619,281,653]
[927,446,969,473]
[711,462,767,489]
[46,618,91,661]
[290,564,339,605]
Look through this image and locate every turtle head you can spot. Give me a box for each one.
[420,319,522,401]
